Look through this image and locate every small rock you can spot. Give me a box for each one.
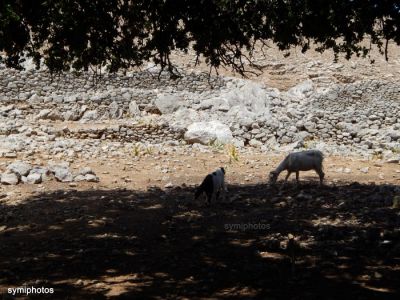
[7,161,32,177]
[84,174,99,182]
[4,152,17,158]
[129,101,141,117]
[78,167,95,176]
[74,175,86,182]
[164,182,174,188]
[54,167,73,182]
[359,167,369,174]
[343,168,352,174]
[26,173,42,184]
[386,158,400,164]
[1,173,19,185]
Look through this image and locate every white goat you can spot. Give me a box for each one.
[269,150,325,185]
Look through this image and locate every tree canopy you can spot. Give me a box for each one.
[1,0,399,75]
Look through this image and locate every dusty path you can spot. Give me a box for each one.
[1,152,400,202]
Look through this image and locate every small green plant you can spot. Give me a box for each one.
[208,140,225,152]
[302,136,315,149]
[390,147,400,154]
[144,145,153,155]
[132,144,142,157]
[132,143,154,157]
[372,149,384,160]
[226,144,239,164]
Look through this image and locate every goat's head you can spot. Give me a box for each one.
[269,171,278,184]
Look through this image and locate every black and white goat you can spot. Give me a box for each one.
[195,167,227,204]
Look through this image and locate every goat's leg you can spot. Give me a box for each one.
[220,189,226,202]
[283,172,291,186]
[206,191,212,205]
[296,171,300,185]
[316,168,325,185]
[222,182,228,201]
[212,190,219,203]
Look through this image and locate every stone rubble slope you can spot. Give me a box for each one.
[0,62,399,164]
[0,160,99,185]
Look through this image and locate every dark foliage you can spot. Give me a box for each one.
[0,0,399,75]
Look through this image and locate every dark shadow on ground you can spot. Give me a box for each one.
[0,182,399,299]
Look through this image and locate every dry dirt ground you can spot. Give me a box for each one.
[1,152,400,299]
[169,40,400,91]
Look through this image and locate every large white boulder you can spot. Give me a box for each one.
[184,121,233,145]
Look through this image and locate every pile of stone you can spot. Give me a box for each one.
[0,161,99,185]
[0,64,399,159]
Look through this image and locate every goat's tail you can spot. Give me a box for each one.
[316,150,324,162]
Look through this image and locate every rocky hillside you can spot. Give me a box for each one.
[0,44,399,164]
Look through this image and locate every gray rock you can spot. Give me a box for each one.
[54,167,73,182]
[109,101,123,119]
[84,174,99,182]
[230,106,256,127]
[304,121,317,133]
[1,172,19,185]
[249,139,263,148]
[155,94,182,114]
[28,94,42,103]
[78,167,95,176]
[386,158,400,164]
[36,109,51,120]
[7,161,32,177]
[81,110,98,121]
[4,152,17,158]
[74,174,86,182]
[280,136,292,144]
[129,101,141,117]
[26,173,42,184]
[46,110,63,121]
[63,108,81,121]
[387,131,400,141]
[287,80,314,99]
